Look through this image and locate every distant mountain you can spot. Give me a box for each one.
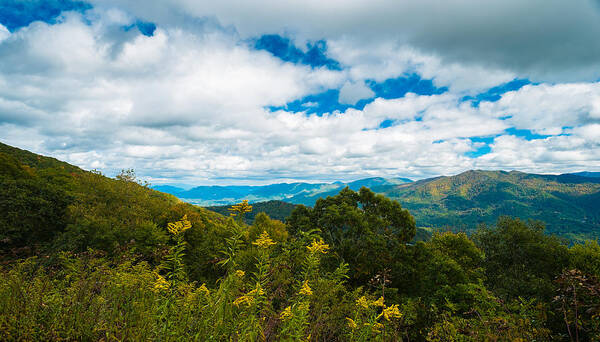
[565,171,600,178]
[379,170,600,241]
[153,177,412,206]
[155,170,600,240]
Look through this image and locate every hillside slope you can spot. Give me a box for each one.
[0,141,228,263]
[378,170,600,240]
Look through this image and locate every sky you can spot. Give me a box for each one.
[0,0,599,186]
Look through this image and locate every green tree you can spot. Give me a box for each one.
[473,216,570,301]
[287,187,416,285]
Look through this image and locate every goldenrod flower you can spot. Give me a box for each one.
[280,306,293,320]
[228,200,253,214]
[252,231,276,248]
[372,322,384,333]
[356,296,369,309]
[233,295,254,307]
[306,239,329,254]
[247,287,264,297]
[372,296,384,307]
[154,274,169,292]
[199,283,210,296]
[167,215,192,235]
[377,304,402,321]
[346,317,357,330]
[299,280,312,296]
[235,270,245,277]
[233,287,265,307]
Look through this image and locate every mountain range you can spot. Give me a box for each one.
[158,170,600,242]
[376,170,600,241]
[153,177,412,206]
[1,140,598,242]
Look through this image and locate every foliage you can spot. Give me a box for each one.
[473,217,570,301]
[288,187,416,285]
[207,200,297,224]
[382,170,600,241]
[3,142,600,340]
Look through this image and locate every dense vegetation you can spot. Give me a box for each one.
[207,200,297,224]
[1,142,600,341]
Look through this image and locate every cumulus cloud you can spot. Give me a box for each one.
[1,2,600,185]
[0,24,9,42]
[338,80,374,105]
[89,0,600,82]
[479,83,600,135]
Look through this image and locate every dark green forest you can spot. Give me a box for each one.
[1,141,600,341]
[207,200,297,224]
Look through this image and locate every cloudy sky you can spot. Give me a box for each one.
[1,0,599,185]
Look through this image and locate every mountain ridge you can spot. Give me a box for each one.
[178,169,600,241]
[153,176,413,206]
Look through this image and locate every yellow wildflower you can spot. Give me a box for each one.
[252,230,276,248]
[306,239,329,254]
[372,296,384,307]
[299,280,313,296]
[372,322,384,333]
[377,304,402,321]
[167,215,192,235]
[154,274,169,292]
[248,287,265,297]
[199,283,210,296]
[235,270,245,277]
[228,200,253,214]
[280,306,293,320]
[233,287,265,307]
[346,317,358,330]
[233,295,254,307]
[356,296,369,309]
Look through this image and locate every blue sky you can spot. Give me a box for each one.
[0,0,599,185]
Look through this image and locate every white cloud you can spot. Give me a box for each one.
[327,39,516,93]
[480,83,600,135]
[1,4,600,186]
[0,24,9,43]
[338,80,374,105]
[89,0,600,82]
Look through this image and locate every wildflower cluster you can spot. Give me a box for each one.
[167,215,192,235]
[252,230,277,248]
[299,280,312,296]
[378,304,402,321]
[346,296,403,340]
[228,200,253,214]
[153,273,169,292]
[228,200,253,223]
[161,215,193,285]
[306,238,329,254]
[280,306,293,320]
[233,286,265,307]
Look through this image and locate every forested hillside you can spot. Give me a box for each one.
[378,170,600,242]
[1,142,600,341]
